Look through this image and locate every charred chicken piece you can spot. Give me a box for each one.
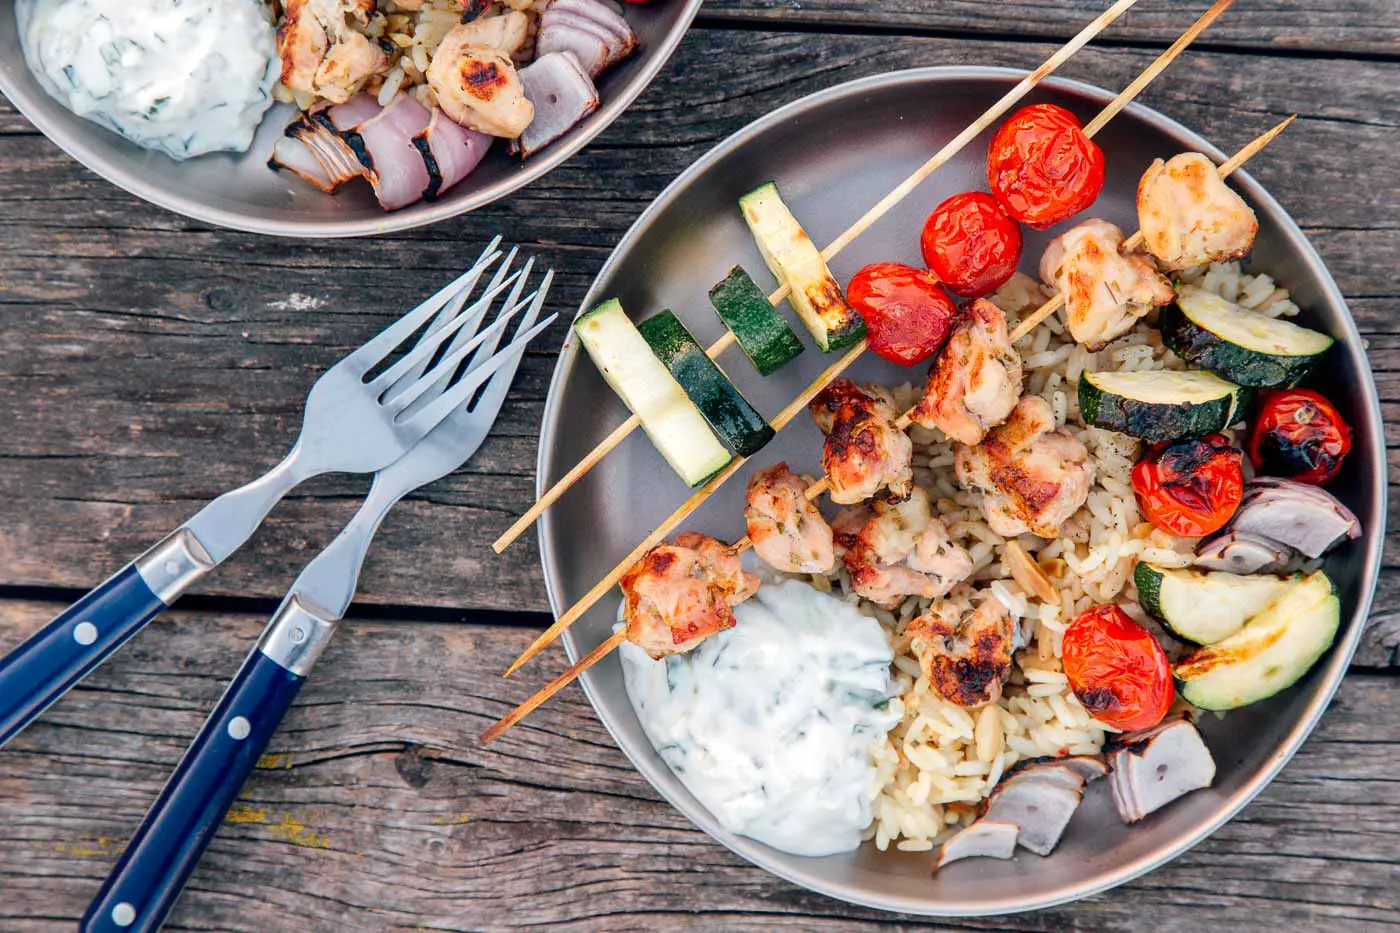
[279,0,389,104]
[1137,152,1259,271]
[910,299,1024,446]
[427,16,534,137]
[905,598,1015,708]
[620,532,760,660]
[833,488,973,609]
[809,379,914,505]
[954,396,1094,539]
[1039,218,1175,349]
[744,462,836,575]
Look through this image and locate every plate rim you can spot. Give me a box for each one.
[534,64,1387,916]
[0,0,703,238]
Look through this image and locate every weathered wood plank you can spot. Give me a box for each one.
[0,601,1396,933]
[0,31,1395,616]
[698,0,1400,57]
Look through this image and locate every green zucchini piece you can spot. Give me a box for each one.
[708,266,805,376]
[1174,570,1339,710]
[1078,370,1252,441]
[637,310,775,457]
[574,299,732,487]
[1161,285,1333,388]
[738,182,866,352]
[1134,563,1293,645]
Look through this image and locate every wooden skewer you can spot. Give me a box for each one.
[490,0,1152,556]
[502,340,869,677]
[483,112,1293,742]
[481,629,628,744]
[1008,112,1296,342]
[498,0,1239,679]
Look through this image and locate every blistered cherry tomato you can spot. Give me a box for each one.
[919,191,1023,297]
[1062,605,1174,732]
[1248,388,1352,485]
[846,262,958,366]
[1132,433,1244,538]
[987,103,1105,229]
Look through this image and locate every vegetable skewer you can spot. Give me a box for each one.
[482,119,1293,742]
[490,0,1157,555]
[499,0,1245,679]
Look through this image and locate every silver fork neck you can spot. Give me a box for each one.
[181,448,316,566]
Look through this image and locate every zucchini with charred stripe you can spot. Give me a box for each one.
[574,300,732,486]
[1078,370,1251,441]
[708,266,805,376]
[738,182,866,352]
[1174,569,1339,710]
[1134,563,1292,645]
[1161,286,1333,387]
[637,311,775,457]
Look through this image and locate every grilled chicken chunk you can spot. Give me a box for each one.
[832,488,973,609]
[279,0,389,104]
[910,299,1023,446]
[428,18,535,137]
[1040,219,1175,349]
[621,532,760,659]
[906,598,1016,707]
[954,396,1094,539]
[1137,152,1259,271]
[809,379,914,504]
[744,462,836,575]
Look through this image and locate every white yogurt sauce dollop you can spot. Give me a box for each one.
[17,0,279,160]
[621,579,899,857]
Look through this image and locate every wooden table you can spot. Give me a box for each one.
[3,2,1398,930]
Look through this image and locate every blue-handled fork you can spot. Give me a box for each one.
[81,256,557,933]
[0,237,529,748]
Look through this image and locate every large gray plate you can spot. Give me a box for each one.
[0,0,701,237]
[536,67,1386,916]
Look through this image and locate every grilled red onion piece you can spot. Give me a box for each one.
[414,108,493,200]
[355,93,434,211]
[536,15,611,77]
[516,52,600,159]
[268,133,340,193]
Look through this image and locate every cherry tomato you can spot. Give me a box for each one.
[919,191,1023,297]
[1132,433,1244,538]
[987,103,1105,229]
[1062,604,1174,732]
[846,262,958,366]
[1248,388,1352,485]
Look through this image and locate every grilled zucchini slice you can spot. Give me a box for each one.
[1160,285,1333,388]
[708,266,805,376]
[738,182,866,352]
[574,299,732,486]
[1134,563,1293,645]
[1173,570,1339,710]
[1078,370,1251,440]
[637,310,775,457]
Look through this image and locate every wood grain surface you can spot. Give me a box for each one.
[1,3,1398,930]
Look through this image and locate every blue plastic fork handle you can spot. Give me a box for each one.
[82,648,305,933]
[0,564,167,748]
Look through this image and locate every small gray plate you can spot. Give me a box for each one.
[0,0,701,237]
[536,67,1386,916]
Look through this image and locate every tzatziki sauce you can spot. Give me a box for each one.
[17,0,279,160]
[621,578,899,857]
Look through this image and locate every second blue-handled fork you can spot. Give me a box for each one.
[81,257,557,933]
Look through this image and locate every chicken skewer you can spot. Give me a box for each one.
[484,118,1294,742]
[498,6,1258,682]
[490,0,1162,555]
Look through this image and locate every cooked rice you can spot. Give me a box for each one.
[838,261,1289,850]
